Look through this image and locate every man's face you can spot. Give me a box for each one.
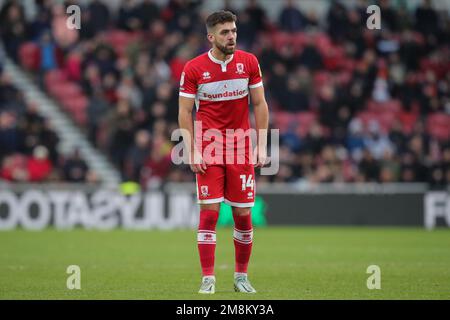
[209,21,237,55]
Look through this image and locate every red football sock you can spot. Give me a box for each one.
[233,212,253,273]
[197,209,219,276]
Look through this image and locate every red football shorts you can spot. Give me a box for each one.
[196,163,255,207]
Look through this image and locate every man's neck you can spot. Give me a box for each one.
[211,47,232,62]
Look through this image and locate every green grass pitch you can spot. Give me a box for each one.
[0,227,449,299]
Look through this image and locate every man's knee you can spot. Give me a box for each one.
[232,207,251,216]
[201,203,221,212]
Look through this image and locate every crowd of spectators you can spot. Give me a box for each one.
[1,0,449,189]
[0,58,95,183]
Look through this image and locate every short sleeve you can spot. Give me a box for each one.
[179,63,197,98]
[248,54,263,89]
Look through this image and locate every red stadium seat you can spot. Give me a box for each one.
[427,113,449,126]
[340,58,356,72]
[273,111,296,134]
[398,112,419,134]
[44,69,67,88]
[313,71,331,87]
[314,33,332,54]
[60,95,88,113]
[52,82,82,101]
[19,42,40,71]
[297,112,317,126]
[271,31,291,50]
[428,126,450,141]
[378,111,397,133]
[105,30,142,57]
[106,30,130,46]
[291,32,307,53]
[335,70,352,86]
[47,81,70,98]
[426,113,450,141]
[295,112,318,137]
[73,109,87,126]
[356,111,382,133]
[366,99,402,114]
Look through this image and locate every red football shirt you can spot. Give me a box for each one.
[179,49,263,160]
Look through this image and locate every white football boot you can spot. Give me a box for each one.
[198,276,215,294]
[234,274,257,293]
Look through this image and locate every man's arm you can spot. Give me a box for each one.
[178,96,207,174]
[250,85,269,168]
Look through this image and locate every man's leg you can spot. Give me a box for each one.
[197,203,220,294]
[232,207,253,275]
[198,203,220,277]
[224,161,256,293]
[231,207,256,293]
[196,165,225,294]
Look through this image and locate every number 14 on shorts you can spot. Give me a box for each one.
[240,174,254,191]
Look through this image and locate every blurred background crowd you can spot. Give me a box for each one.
[0,0,449,189]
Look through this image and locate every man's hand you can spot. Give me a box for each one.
[254,147,267,168]
[190,148,208,174]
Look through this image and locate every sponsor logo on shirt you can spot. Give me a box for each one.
[202,72,211,80]
[202,89,247,100]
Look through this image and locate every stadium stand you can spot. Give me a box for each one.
[1,0,449,189]
[0,55,99,183]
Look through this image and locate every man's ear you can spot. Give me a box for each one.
[207,33,214,43]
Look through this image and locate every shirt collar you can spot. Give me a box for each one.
[208,49,234,66]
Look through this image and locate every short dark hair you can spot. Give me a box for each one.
[205,10,237,32]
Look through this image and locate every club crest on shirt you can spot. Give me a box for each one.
[236,63,245,74]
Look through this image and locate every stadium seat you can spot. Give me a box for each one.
[428,125,450,141]
[426,113,450,141]
[47,81,69,98]
[366,99,402,114]
[378,111,397,133]
[44,70,67,88]
[291,32,307,54]
[271,31,292,51]
[295,112,318,137]
[52,82,82,101]
[335,70,352,86]
[313,71,331,87]
[105,30,142,57]
[273,111,296,134]
[314,33,332,54]
[106,30,130,46]
[427,113,450,126]
[19,42,40,71]
[340,58,356,72]
[60,95,88,113]
[398,112,419,134]
[356,111,382,133]
[297,112,317,126]
[73,109,87,126]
